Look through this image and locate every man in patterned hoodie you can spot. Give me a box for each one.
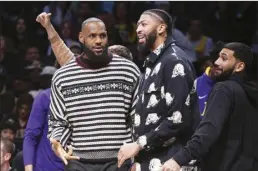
[117,9,197,171]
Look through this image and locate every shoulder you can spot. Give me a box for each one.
[211,81,234,96]
[52,58,78,82]
[111,55,141,75]
[161,51,192,75]
[162,43,190,64]
[32,89,51,106]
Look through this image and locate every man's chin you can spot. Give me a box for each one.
[94,52,103,56]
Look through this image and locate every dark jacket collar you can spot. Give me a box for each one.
[144,36,176,68]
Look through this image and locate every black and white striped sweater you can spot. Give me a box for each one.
[48,55,140,162]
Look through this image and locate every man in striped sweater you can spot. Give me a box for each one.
[36,13,140,171]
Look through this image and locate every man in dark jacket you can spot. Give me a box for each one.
[117,9,198,171]
[162,42,258,171]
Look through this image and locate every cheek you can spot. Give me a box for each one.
[9,134,15,140]
[103,38,108,45]
[84,39,91,48]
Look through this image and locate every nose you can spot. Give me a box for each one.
[214,58,221,66]
[136,25,142,35]
[95,36,102,45]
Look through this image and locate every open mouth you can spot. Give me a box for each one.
[93,47,103,53]
[214,68,223,75]
[137,35,145,44]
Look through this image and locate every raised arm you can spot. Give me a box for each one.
[36,12,74,66]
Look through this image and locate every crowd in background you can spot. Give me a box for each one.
[1,1,258,170]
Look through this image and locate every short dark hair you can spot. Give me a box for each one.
[224,42,256,81]
[1,138,15,154]
[143,9,173,36]
[224,42,253,69]
[109,45,133,61]
[0,118,17,133]
[81,17,104,31]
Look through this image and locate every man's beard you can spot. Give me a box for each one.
[213,66,235,82]
[137,30,157,55]
[82,43,110,64]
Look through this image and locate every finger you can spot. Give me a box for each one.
[50,138,58,145]
[117,149,123,158]
[163,167,169,171]
[67,155,80,160]
[118,156,126,168]
[47,13,52,17]
[60,154,68,165]
[36,15,43,22]
[117,152,123,162]
[37,16,44,23]
[67,145,73,156]
[161,165,167,171]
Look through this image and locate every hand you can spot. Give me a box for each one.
[117,142,141,168]
[50,138,80,165]
[25,165,33,171]
[36,12,52,28]
[162,159,181,171]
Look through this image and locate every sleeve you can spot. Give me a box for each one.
[172,83,233,166]
[49,32,74,67]
[48,79,71,147]
[128,74,140,137]
[23,91,49,166]
[137,60,193,149]
[129,77,140,118]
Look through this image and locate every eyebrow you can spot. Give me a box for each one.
[220,52,228,57]
[137,20,145,26]
[88,31,107,34]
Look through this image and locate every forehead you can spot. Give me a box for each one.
[220,48,234,56]
[83,22,106,34]
[138,14,158,24]
[1,128,13,132]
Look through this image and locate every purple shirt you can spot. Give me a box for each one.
[196,70,215,117]
[23,89,63,171]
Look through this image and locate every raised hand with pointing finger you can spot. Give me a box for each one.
[50,138,80,165]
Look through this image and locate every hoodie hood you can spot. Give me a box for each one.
[242,81,258,109]
[230,74,258,109]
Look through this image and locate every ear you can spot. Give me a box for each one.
[157,24,166,35]
[235,62,245,73]
[78,32,84,44]
[4,153,11,161]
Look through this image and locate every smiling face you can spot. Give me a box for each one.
[136,12,167,53]
[136,14,161,53]
[137,14,158,45]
